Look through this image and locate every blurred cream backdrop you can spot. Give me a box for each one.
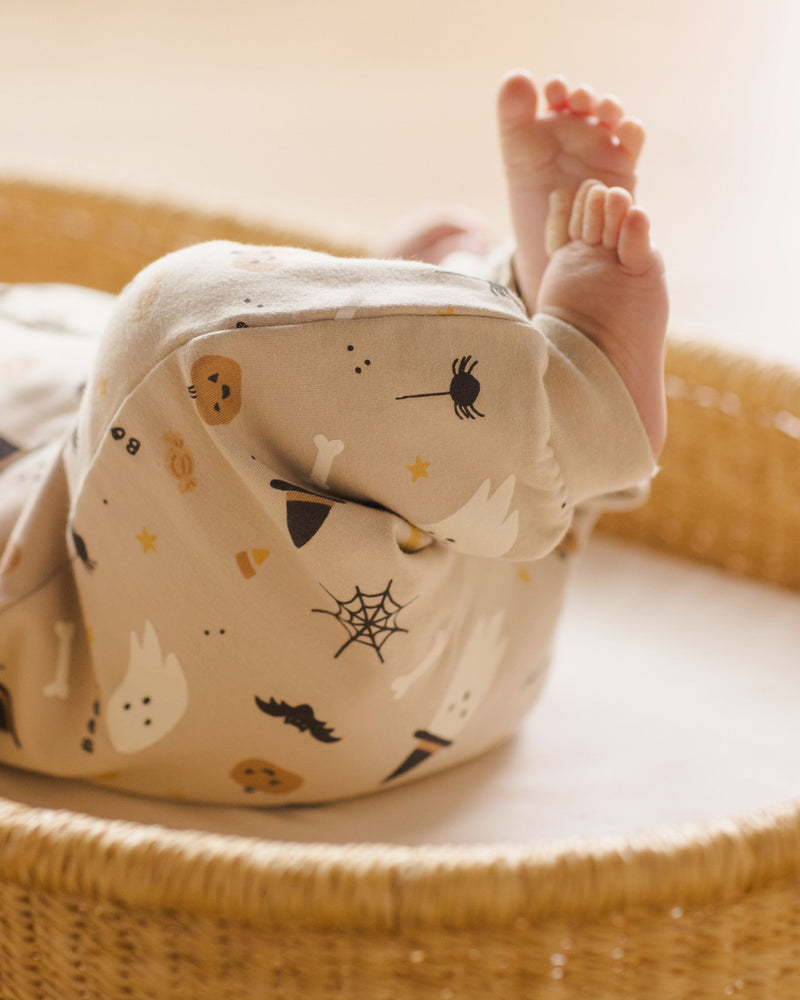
[0,0,795,359]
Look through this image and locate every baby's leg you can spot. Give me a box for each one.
[537,180,668,458]
[497,72,644,313]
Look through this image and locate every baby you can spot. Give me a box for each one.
[0,73,667,805]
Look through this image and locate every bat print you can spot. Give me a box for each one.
[254,695,341,743]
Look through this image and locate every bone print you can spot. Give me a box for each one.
[43,620,75,700]
[310,434,344,488]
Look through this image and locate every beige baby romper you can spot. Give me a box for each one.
[0,242,655,805]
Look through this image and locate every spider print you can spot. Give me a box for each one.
[395,355,484,420]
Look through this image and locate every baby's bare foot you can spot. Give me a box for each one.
[497,71,645,312]
[538,180,668,458]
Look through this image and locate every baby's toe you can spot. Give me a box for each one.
[596,95,624,131]
[582,186,607,244]
[602,187,632,249]
[543,75,569,111]
[616,117,646,159]
[566,84,597,116]
[568,178,604,241]
[497,70,539,130]
[545,189,573,256]
[618,206,658,274]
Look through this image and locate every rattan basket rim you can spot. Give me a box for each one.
[0,787,799,930]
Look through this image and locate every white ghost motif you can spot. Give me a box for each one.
[391,629,448,700]
[106,621,188,753]
[382,611,509,784]
[428,610,508,741]
[420,476,519,557]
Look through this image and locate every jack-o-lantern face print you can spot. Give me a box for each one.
[188,355,242,425]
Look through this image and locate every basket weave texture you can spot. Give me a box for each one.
[0,177,799,999]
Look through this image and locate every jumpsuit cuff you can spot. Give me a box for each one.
[534,312,658,506]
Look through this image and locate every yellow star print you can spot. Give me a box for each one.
[137,528,158,553]
[406,455,430,482]
[96,376,108,398]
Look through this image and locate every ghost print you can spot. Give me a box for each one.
[384,610,508,782]
[106,621,188,753]
[420,475,519,557]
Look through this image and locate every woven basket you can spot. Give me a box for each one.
[0,177,798,999]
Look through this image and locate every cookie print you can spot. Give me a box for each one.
[188,355,242,425]
[230,757,304,795]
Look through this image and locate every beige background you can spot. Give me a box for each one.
[0,0,796,359]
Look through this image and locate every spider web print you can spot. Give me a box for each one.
[312,580,414,662]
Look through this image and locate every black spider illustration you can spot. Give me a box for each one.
[395,355,484,420]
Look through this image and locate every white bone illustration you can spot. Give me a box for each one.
[310,434,344,487]
[420,475,519,557]
[106,621,188,754]
[391,629,448,700]
[43,620,75,700]
[427,610,508,741]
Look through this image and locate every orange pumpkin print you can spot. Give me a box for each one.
[188,355,242,426]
